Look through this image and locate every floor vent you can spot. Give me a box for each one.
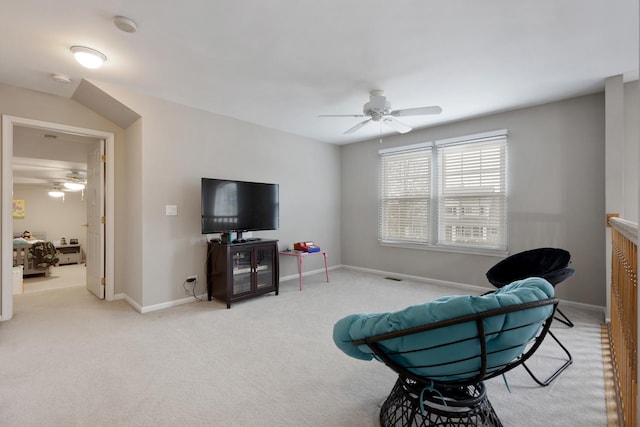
[385,277,402,281]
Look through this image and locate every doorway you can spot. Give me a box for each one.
[2,115,115,321]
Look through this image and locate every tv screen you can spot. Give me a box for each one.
[201,178,279,235]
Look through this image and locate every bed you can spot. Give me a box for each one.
[12,232,59,277]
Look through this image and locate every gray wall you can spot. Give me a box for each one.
[624,80,639,221]
[4,79,634,312]
[89,81,342,308]
[341,93,606,307]
[1,81,341,312]
[121,118,143,303]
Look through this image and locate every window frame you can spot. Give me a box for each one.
[378,130,507,255]
[378,142,432,244]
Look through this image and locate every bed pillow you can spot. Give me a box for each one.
[13,238,29,244]
[333,277,554,379]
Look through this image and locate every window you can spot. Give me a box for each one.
[379,143,431,243]
[379,131,507,251]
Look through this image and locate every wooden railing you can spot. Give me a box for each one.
[609,217,638,427]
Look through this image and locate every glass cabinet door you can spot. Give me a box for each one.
[231,249,252,295]
[254,246,275,290]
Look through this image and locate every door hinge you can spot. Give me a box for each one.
[101,216,106,224]
[101,154,107,163]
[101,277,106,286]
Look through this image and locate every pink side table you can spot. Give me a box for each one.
[279,250,329,290]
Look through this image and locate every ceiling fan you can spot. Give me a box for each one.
[319,90,442,135]
[62,171,87,191]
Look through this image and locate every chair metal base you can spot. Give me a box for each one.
[380,376,503,427]
[554,307,574,327]
[479,294,574,385]
[522,330,573,386]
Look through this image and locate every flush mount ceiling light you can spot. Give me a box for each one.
[51,73,71,84]
[70,46,107,69]
[114,16,137,33]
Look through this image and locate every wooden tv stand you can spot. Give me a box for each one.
[206,239,279,308]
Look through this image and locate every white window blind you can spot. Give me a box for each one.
[437,136,506,249]
[379,146,431,243]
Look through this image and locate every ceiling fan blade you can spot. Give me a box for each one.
[390,106,443,117]
[318,114,366,117]
[344,119,371,134]
[383,117,412,134]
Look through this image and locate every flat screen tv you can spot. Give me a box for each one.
[201,178,279,238]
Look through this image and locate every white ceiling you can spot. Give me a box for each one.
[12,126,94,188]
[1,1,638,145]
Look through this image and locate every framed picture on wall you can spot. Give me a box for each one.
[13,200,25,219]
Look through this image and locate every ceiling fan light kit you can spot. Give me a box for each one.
[319,90,442,136]
[63,182,85,191]
[63,171,87,191]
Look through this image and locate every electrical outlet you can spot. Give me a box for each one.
[186,275,197,282]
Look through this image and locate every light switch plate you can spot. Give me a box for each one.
[165,205,178,216]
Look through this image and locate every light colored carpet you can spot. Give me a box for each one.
[21,263,86,293]
[1,268,607,426]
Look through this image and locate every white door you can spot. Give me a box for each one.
[86,139,105,299]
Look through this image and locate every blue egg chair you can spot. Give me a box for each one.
[333,278,558,426]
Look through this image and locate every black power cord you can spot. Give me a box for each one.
[183,277,204,302]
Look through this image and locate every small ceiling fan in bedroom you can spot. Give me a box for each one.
[318,90,442,135]
[63,171,87,191]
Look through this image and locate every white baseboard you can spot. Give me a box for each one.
[114,292,207,314]
[113,293,141,312]
[114,264,605,317]
[279,264,341,283]
[342,264,605,315]
[117,266,343,313]
[557,299,605,315]
[342,264,490,294]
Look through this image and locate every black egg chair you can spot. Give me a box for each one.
[486,247,574,386]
